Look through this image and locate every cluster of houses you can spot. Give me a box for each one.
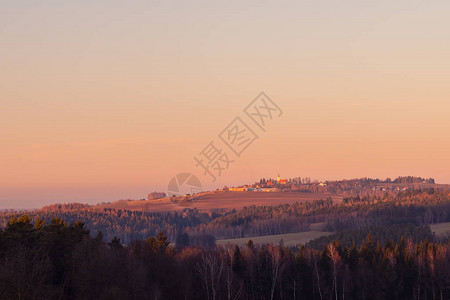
[228,187,281,192]
[265,174,289,185]
[226,173,336,193]
[228,174,289,192]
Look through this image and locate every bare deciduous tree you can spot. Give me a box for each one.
[195,252,224,300]
[328,243,342,300]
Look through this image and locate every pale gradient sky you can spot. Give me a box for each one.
[1,0,449,209]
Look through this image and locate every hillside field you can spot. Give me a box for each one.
[96,191,343,212]
[430,222,450,237]
[216,230,333,247]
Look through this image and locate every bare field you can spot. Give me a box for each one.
[216,222,450,247]
[216,230,333,247]
[96,191,343,212]
[430,222,450,237]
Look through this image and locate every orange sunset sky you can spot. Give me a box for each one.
[1,1,450,208]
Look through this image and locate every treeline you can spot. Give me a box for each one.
[392,176,435,184]
[2,188,449,244]
[306,223,435,249]
[190,198,334,239]
[258,176,438,196]
[0,204,218,244]
[190,189,450,240]
[1,215,450,300]
[327,189,450,232]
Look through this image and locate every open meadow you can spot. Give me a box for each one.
[96,191,343,212]
[216,230,333,247]
[430,222,450,237]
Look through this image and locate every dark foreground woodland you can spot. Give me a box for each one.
[1,214,450,300]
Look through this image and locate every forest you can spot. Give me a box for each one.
[0,214,449,300]
[1,178,450,299]
[1,185,450,245]
[0,203,216,243]
[189,188,450,243]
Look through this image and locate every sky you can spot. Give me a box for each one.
[1,0,450,209]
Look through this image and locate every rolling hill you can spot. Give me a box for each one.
[95,190,344,212]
